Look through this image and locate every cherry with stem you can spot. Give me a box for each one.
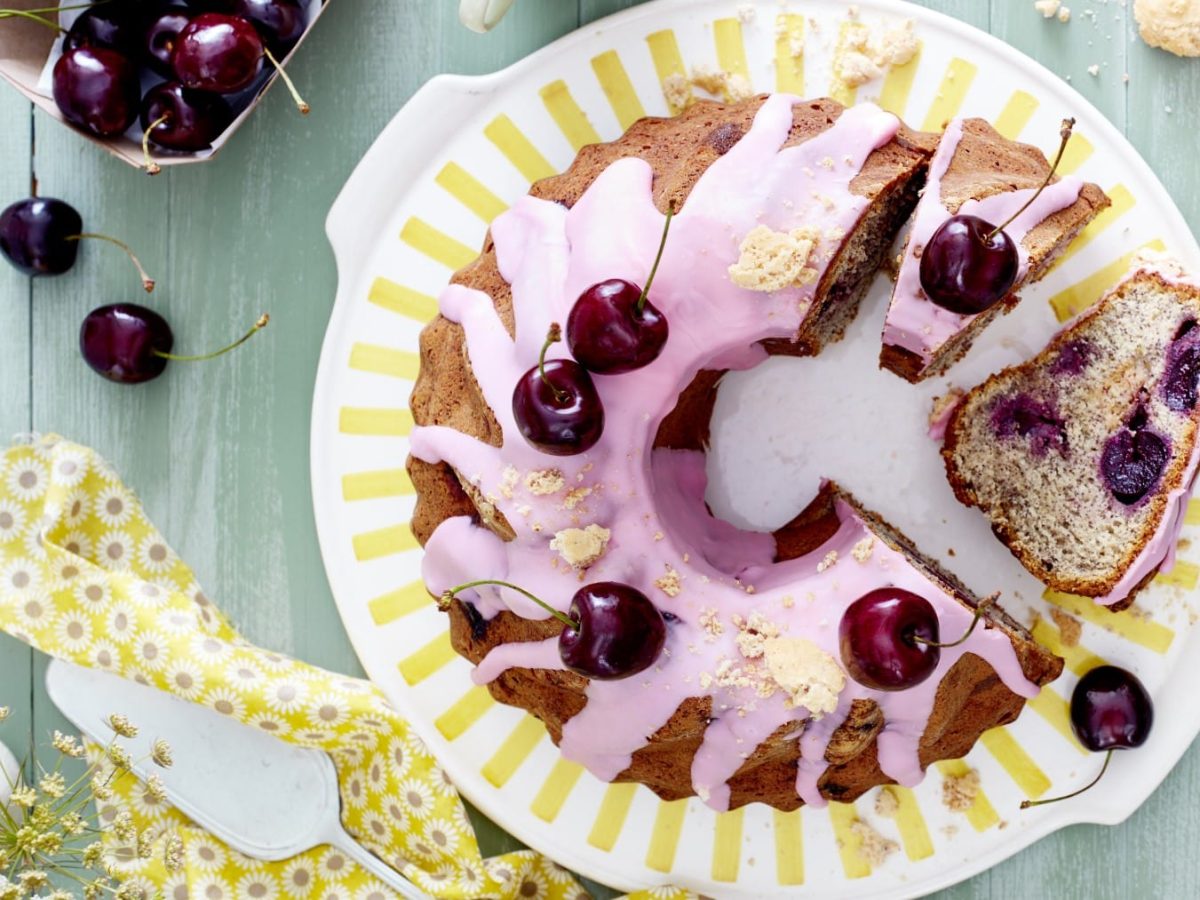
[512,323,605,455]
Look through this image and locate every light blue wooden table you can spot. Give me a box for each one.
[1,1,1198,896]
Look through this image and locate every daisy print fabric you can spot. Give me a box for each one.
[0,436,695,900]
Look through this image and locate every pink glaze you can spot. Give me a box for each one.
[410,96,1039,810]
[882,118,1087,368]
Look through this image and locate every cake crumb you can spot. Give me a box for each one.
[850,819,898,866]
[726,73,755,102]
[851,537,875,563]
[1050,608,1082,646]
[690,63,729,96]
[500,465,520,499]
[874,786,899,817]
[837,48,881,87]
[763,637,846,717]
[655,566,683,598]
[942,768,981,812]
[653,530,665,541]
[526,469,565,495]
[735,612,781,660]
[816,549,838,573]
[699,671,714,689]
[729,225,820,292]
[550,524,611,569]
[873,21,919,67]
[1034,0,1061,16]
[562,486,592,510]
[1058,5,1072,22]
[928,388,964,441]
[737,3,756,23]
[1088,63,1100,75]
[1135,0,1200,56]
[781,594,795,609]
[662,72,693,109]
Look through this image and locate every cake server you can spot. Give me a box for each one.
[45,659,426,899]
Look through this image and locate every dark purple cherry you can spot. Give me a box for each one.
[63,3,145,54]
[140,82,233,154]
[172,13,264,93]
[143,8,194,78]
[840,588,992,691]
[1022,665,1152,809]
[989,394,1066,457]
[919,215,1019,315]
[224,0,307,56]
[0,198,154,290]
[1163,339,1200,413]
[440,579,667,680]
[1101,427,1168,505]
[919,117,1076,316]
[566,205,673,374]
[80,305,268,384]
[512,324,604,455]
[52,46,141,138]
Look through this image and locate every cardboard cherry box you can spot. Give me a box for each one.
[0,1,328,170]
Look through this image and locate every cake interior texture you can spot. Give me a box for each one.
[944,268,1200,608]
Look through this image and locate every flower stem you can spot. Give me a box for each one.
[440,579,578,629]
[636,202,674,314]
[1020,748,1112,809]
[984,117,1075,243]
[154,314,270,362]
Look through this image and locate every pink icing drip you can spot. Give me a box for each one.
[411,96,1038,809]
[882,118,1087,365]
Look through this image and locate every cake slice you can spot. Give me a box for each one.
[880,117,1110,382]
[943,254,1200,610]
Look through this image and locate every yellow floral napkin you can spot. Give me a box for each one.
[0,435,691,900]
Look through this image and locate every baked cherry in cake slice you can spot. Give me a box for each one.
[880,117,1110,383]
[943,253,1200,610]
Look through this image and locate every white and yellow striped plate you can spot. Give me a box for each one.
[310,1,1200,895]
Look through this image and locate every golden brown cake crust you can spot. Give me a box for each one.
[410,96,1062,809]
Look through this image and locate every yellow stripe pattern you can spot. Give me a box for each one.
[398,631,455,685]
[482,715,546,787]
[349,343,420,380]
[993,90,1038,139]
[591,50,645,129]
[981,727,1051,798]
[883,786,933,861]
[773,14,805,94]
[540,80,601,152]
[1051,183,1135,271]
[921,57,978,131]
[1044,588,1175,653]
[530,758,585,822]
[935,760,1000,831]
[1157,559,1198,590]
[646,29,688,114]
[484,114,556,182]
[367,580,429,626]
[368,277,438,322]
[713,18,750,86]
[1031,618,1106,677]
[342,467,414,503]
[400,217,477,270]
[588,783,638,851]
[1059,131,1095,175]
[711,808,743,882]
[338,407,414,436]
[352,523,419,562]
[1186,498,1200,525]
[644,799,688,872]
[1049,239,1166,321]
[1027,688,1088,752]
[434,162,507,223]
[828,802,870,879]
[772,809,804,885]
[435,685,495,740]
[877,41,922,117]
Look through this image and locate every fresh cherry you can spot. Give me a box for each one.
[80,305,268,384]
[1022,665,1152,809]
[143,8,194,78]
[441,579,667,681]
[566,205,673,374]
[512,324,604,455]
[63,3,145,55]
[1101,427,1167,505]
[919,117,1076,315]
[839,587,991,691]
[0,198,154,291]
[171,13,264,93]
[140,82,233,155]
[222,0,307,56]
[1163,327,1200,412]
[52,46,141,138]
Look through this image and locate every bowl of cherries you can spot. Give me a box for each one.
[0,0,324,171]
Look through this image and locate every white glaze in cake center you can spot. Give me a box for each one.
[411,96,1039,810]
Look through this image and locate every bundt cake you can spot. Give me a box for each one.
[408,94,1063,811]
[944,253,1200,611]
[880,117,1110,383]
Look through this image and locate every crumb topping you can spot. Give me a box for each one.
[734,612,781,660]
[525,468,565,495]
[662,72,692,109]
[728,225,821,292]
[874,786,899,817]
[762,637,845,716]
[562,486,593,510]
[817,549,839,572]
[849,819,898,866]
[851,537,875,563]
[941,768,981,812]
[550,524,611,569]
[655,566,683,597]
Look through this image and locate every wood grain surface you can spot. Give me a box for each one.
[0,1,1197,897]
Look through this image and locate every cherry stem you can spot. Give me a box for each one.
[911,595,995,649]
[1020,748,1112,809]
[263,46,310,116]
[66,233,155,293]
[984,117,1075,243]
[440,579,579,629]
[153,314,269,362]
[538,322,569,404]
[636,202,675,314]
[140,114,170,177]
[0,9,64,31]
